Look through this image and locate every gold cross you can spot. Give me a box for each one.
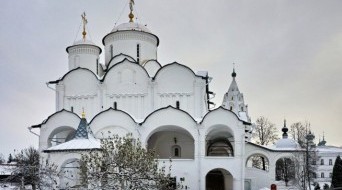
[81,12,88,40]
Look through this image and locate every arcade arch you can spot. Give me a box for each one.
[48,126,76,148]
[246,153,270,171]
[147,125,194,159]
[59,158,81,189]
[206,125,234,157]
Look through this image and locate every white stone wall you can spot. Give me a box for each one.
[55,60,208,121]
[103,31,158,65]
[40,105,249,189]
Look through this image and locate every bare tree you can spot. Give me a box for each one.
[4,147,60,190]
[252,116,279,145]
[289,122,309,148]
[80,134,187,189]
[0,153,5,164]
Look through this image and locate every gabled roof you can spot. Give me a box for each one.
[200,106,251,125]
[153,62,204,80]
[31,109,80,128]
[140,105,197,125]
[88,107,136,124]
[103,58,150,81]
[106,53,136,67]
[48,67,99,84]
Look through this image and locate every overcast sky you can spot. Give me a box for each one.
[0,0,341,158]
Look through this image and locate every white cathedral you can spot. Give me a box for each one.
[31,5,316,190]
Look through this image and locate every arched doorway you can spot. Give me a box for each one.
[206,168,233,190]
[275,157,295,186]
[59,159,81,189]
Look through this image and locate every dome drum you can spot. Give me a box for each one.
[103,29,159,66]
[67,44,101,73]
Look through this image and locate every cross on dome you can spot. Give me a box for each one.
[232,63,237,78]
[129,0,135,22]
[81,12,88,41]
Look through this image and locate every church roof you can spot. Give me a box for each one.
[73,39,96,46]
[227,76,239,93]
[44,112,101,153]
[44,138,101,153]
[74,117,88,139]
[274,138,300,149]
[111,22,151,33]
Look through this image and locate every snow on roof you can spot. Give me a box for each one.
[45,138,101,152]
[73,39,96,46]
[111,22,151,33]
[238,111,249,122]
[0,164,16,175]
[316,145,342,153]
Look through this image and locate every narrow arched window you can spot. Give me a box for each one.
[110,45,113,58]
[71,106,74,112]
[96,59,99,75]
[321,172,324,178]
[172,145,181,158]
[176,101,180,109]
[137,44,140,63]
[113,102,117,110]
[230,106,232,111]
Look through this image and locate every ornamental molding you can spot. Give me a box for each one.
[65,94,98,99]
[157,92,193,96]
[106,93,147,98]
[68,46,100,55]
[105,32,157,45]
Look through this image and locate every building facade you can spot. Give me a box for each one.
[31,5,341,190]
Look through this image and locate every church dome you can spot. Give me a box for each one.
[111,22,151,33]
[275,138,300,149]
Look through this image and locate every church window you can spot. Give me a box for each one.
[110,45,113,58]
[231,96,233,100]
[176,101,180,109]
[96,59,99,75]
[321,159,324,165]
[230,106,232,111]
[113,102,117,110]
[241,106,244,111]
[321,172,324,178]
[137,44,140,63]
[172,145,181,158]
[71,106,74,112]
[329,159,332,165]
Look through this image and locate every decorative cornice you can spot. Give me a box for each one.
[103,31,158,46]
